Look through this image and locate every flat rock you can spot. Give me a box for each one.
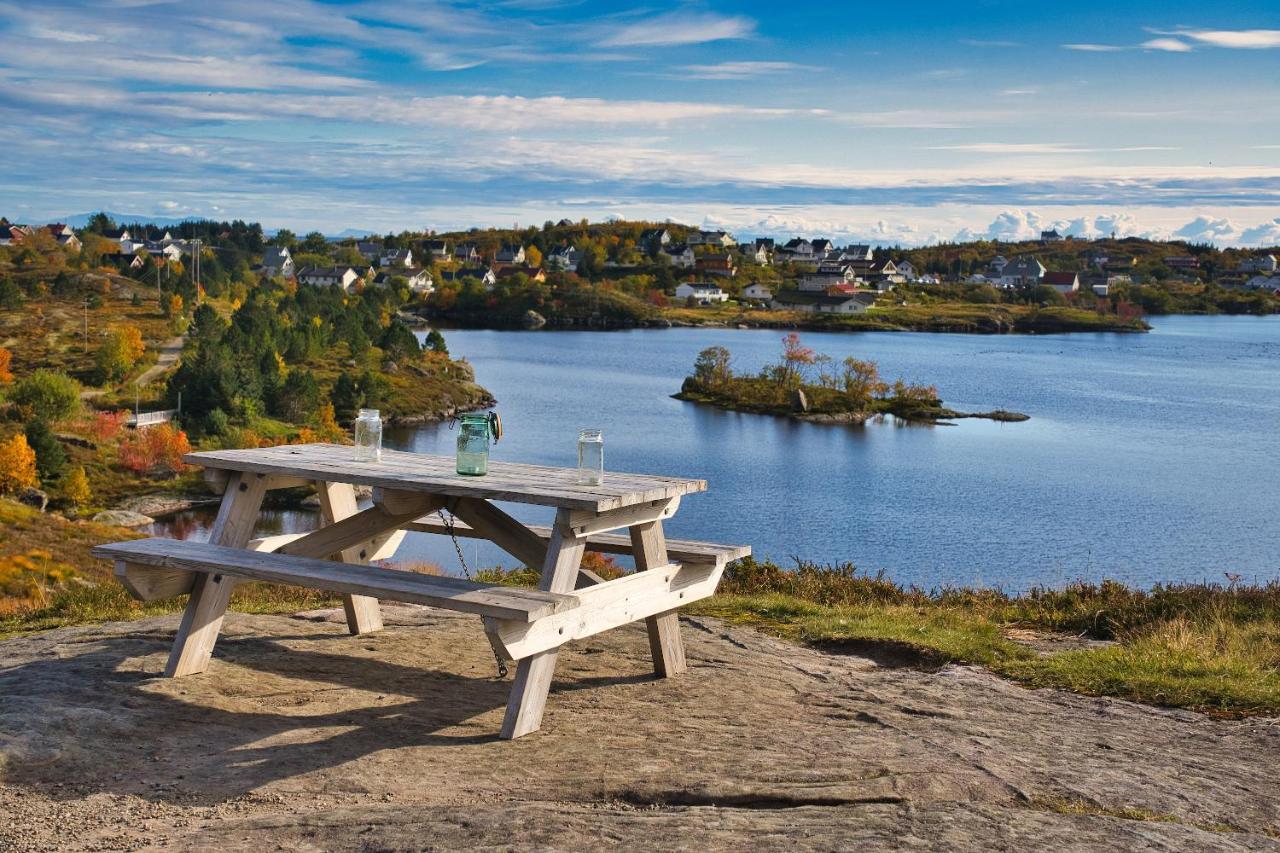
[90,509,155,528]
[0,608,1277,851]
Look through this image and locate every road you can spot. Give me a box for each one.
[134,335,184,387]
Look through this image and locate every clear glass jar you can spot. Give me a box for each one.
[353,408,382,462]
[456,413,492,476]
[577,429,603,485]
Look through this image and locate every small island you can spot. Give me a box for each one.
[674,334,1029,426]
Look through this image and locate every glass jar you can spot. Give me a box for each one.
[577,429,603,485]
[456,413,492,476]
[353,408,382,462]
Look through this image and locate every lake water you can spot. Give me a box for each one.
[154,316,1280,591]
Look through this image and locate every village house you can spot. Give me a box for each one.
[546,245,581,271]
[1245,274,1276,290]
[373,268,434,294]
[988,255,1009,276]
[772,290,875,315]
[442,266,498,289]
[674,282,728,304]
[495,245,526,265]
[106,251,146,270]
[1239,254,1278,274]
[738,243,770,265]
[44,223,81,250]
[740,282,773,304]
[356,240,382,260]
[1165,255,1199,271]
[695,252,737,278]
[778,237,815,260]
[1042,271,1080,294]
[840,244,874,262]
[379,248,414,268]
[423,239,450,261]
[661,243,696,269]
[1040,229,1064,243]
[297,266,361,292]
[454,243,480,263]
[798,268,856,291]
[0,223,33,245]
[811,239,835,257]
[894,260,917,281]
[687,229,735,248]
[640,228,671,251]
[259,247,294,278]
[997,256,1047,288]
[866,259,903,286]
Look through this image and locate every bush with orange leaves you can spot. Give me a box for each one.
[84,409,130,444]
[117,423,192,474]
[0,347,12,384]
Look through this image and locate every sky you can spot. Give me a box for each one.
[1,0,1279,246]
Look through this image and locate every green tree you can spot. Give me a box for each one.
[24,419,66,483]
[692,346,732,389]
[379,321,420,361]
[0,276,21,309]
[424,329,448,354]
[330,372,363,422]
[10,370,81,422]
[274,370,321,422]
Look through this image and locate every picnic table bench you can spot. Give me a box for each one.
[93,443,749,739]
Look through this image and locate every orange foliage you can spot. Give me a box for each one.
[117,423,192,473]
[0,348,11,384]
[0,434,39,493]
[85,410,130,443]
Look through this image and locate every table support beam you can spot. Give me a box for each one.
[501,507,585,739]
[631,519,687,677]
[164,471,267,677]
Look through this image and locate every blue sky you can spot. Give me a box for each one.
[1,0,1278,245]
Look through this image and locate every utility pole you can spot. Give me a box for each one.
[82,298,89,349]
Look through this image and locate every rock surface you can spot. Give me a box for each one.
[90,509,155,528]
[1,607,1277,851]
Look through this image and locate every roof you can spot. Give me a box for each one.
[773,289,875,307]
[262,247,291,266]
[298,266,357,278]
[1042,271,1079,286]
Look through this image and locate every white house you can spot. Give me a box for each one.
[495,245,526,264]
[442,266,498,289]
[772,290,875,314]
[662,244,695,269]
[374,268,434,294]
[260,246,294,278]
[740,282,773,303]
[895,260,917,281]
[298,266,360,292]
[840,244,874,262]
[423,239,450,261]
[454,243,480,263]
[546,246,581,271]
[996,256,1046,288]
[675,282,728,304]
[356,240,382,259]
[1245,274,1276,290]
[380,248,413,268]
[1042,271,1080,294]
[687,229,735,248]
[1240,255,1278,274]
[641,228,671,250]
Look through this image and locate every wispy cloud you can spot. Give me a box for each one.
[1141,38,1192,52]
[924,143,1181,154]
[680,61,816,79]
[1062,43,1124,52]
[1178,28,1280,50]
[961,38,1021,48]
[597,11,755,47]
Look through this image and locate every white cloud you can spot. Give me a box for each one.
[680,61,815,79]
[1178,29,1280,50]
[1062,43,1124,52]
[1239,219,1280,245]
[925,142,1086,154]
[1173,215,1241,243]
[597,11,755,47]
[1141,38,1192,52]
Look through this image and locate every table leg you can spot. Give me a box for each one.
[165,471,267,677]
[630,519,687,677]
[500,508,585,739]
[316,481,384,635]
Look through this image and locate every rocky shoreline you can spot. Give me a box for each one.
[674,389,1030,427]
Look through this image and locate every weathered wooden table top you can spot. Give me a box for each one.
[185,443,706,512]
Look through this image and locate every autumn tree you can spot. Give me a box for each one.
[62,466,91,509]
[10,370,81,422]
[94,324,146,383]
[117,424,192,474]
[775,333,817,389]
[524,245,542,267]
[0,347,12,384]
[840,358,887,409]
[0,434,38,494]
[692,346,733,389]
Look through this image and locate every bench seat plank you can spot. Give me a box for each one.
[405,518,750,567]
[94,538,579,622]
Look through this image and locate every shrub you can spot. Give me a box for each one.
[94,325,146,383]
[0,347,12,384]
[9,370,81,422]
[62,466,91,509]
[117,423,192,474]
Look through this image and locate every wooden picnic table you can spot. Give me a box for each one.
[94,443,749,739]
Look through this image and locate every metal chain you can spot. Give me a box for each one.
[437,508,508,678]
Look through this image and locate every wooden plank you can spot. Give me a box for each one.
[281,500,437,562]
[114,561,195,601]
[94,539,580,622]
[184,444,706,513]
[447,498,549,570]
[405,517,751,568]
[565,497,679,538]
[632,520,687,677]
[163,471,268,677]
[488,562,721,660]
[500,508,586,739]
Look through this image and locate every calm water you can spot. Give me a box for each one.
[154,316,1280,591]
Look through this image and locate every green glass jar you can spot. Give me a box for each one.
[457,413,495,475]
